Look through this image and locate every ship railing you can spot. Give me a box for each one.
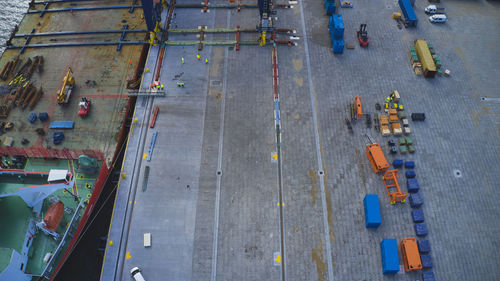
[41,198,84,278]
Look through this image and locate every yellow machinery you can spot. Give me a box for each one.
[259,31,267,47]
[57,67,75,104]
[392,12,402,19]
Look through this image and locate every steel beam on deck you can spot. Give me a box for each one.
[27,5,142,15]
[7,41,146,50]
[167,27,295,34]
[174,3,257,8]
[32,0,102,4]
[127,91,166,97]
[173,3,291,9]
[168,28,257,33]
[163,40,280,47]
[14,29,148,38]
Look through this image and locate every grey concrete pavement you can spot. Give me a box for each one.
[102,0,500,280]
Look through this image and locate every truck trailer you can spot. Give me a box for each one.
[398,0,418,27]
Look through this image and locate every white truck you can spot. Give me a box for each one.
[425,5,445,14]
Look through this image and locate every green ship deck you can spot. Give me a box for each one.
[0,157,100,278]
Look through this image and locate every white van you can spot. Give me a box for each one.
[130,267,146,281]
[429,14,447,23]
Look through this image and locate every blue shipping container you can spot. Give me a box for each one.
[364,194,381,228]
[380,239,399,274]
[324,0,334,6]
[398,0,418,27]
[329,14,344,38]
[332,38,344,54]
[325,2,336,15]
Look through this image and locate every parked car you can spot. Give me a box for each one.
[130,267,146,281]
[429,14,447,23]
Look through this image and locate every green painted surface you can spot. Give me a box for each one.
[0,158,101,276]
[0,248,13,273]
[0,197,32,253]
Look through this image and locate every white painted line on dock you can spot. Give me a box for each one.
[298,0,334,280]
[211,9,231,281]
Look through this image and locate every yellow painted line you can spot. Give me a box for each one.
[76,176,98,181]
[100,103,140,280]
[23,158,30,171]
[99,38,155,279]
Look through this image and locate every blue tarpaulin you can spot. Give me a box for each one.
[49,121,75,129]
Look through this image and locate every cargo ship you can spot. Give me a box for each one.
[0,1,148,280]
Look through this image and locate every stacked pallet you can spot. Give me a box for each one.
[329,14,345,54]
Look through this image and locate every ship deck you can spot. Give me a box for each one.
[103,0,500,281]
[0,0,147,165]
[0,158,100,276]
[0,1,147,280]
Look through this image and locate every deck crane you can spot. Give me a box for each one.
[258,0,276,46]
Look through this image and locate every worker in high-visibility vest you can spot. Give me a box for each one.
[393,103,398,109]
[385,103,389,109]
[205,58,208,64]
[181,57,185,64]
[196,53,201,60]
[399,104,403,110]
[385,96,391,103]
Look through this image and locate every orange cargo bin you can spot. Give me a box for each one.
[366,143,389,173]
[355,96,363,119]
[400,238,422,272]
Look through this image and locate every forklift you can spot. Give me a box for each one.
[357,24,369,47]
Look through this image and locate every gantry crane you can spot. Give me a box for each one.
[258,0,275,46]
[142,0,165,45]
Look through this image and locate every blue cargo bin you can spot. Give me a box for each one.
[407,178,420,193]
[417,239,431,253]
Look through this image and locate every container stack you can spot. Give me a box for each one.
[324,0,336,15]
[329,14,345,54]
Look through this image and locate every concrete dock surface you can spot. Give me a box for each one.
[102,0,500,280]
